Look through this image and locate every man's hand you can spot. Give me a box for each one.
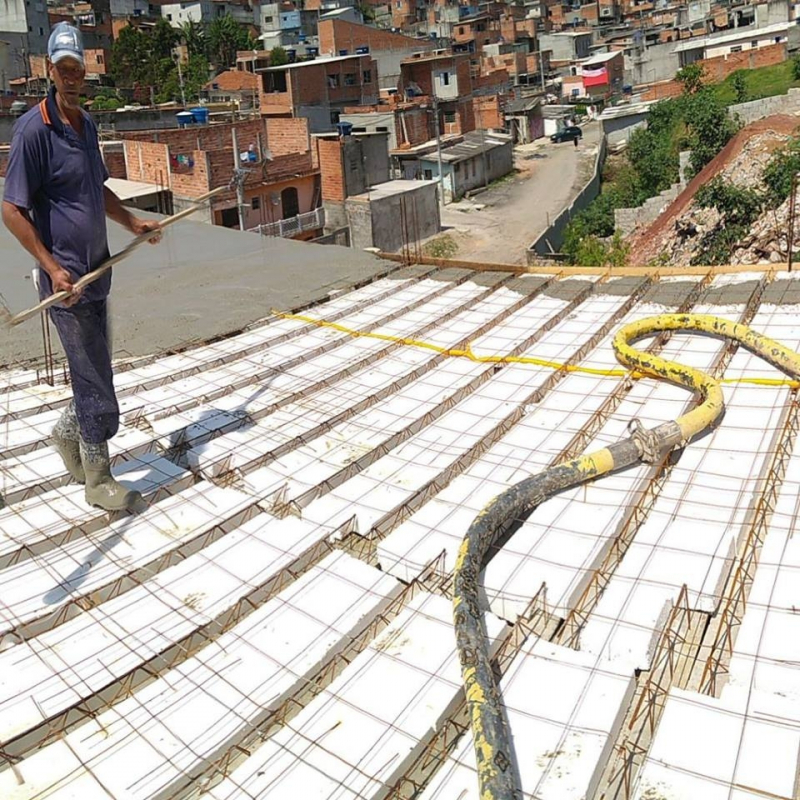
[130,218,163,244]
[51,267,82,307]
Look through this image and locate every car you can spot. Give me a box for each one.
[550,126,583,143]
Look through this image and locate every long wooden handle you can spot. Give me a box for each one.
[7,186,227,327]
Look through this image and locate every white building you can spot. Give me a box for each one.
[675,20,789,65]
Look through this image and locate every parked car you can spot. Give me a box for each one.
[550,126,583,143]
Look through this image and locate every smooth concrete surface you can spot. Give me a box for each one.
[0,183,394,367]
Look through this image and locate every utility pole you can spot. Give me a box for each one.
[433,94,446,205]
[175,52,187,109]
[231,126,248,231]
[252,49,259,115]
[539,49,546,92]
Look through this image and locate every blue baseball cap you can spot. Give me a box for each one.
[48,22,85,67]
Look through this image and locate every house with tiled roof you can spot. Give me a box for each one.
[203,69,261,109]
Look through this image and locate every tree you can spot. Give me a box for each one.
[683,89,738,174]
[793,53,800,82]
[676,63,705,95]
[731,70,748,104]
[207,14,253,70]
[180,20,206,59]
[269,46,289,66]
[111,25,153,87]
[152,17,178,62]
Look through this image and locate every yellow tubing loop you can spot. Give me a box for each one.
[449,314,800,800]
[271,309,800,389]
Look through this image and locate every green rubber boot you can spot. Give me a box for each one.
[80,439,144,511]
[52,402,85,484]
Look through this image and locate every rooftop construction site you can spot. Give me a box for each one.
[3,249,800,800]
[7,13,800,798]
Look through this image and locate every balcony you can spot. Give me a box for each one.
[251,207,325,238]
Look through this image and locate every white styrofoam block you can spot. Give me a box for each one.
[422,640,634,800]
[0,482,254,641]
[205,593,505,800]
[0,553,401,800]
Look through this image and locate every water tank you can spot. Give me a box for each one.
[189,106,209,125]
[355,45,370,54]
[339,48,349,56]
[176,111,195,128]
[335,121,354,137]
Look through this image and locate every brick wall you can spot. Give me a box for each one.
[318,137,345,201]
[102,148,127,179]
[319,18,434,57]
[123,140,170,184]
[398,106,431,147]
[265,117,311,155]
[121,120,266,154]
[474,94,504,130]
[640,43,786,101]
[0,149,8,178]
[171,151,211,198]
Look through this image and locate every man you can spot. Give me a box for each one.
[2,22,162,512]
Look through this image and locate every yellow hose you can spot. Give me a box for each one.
[454,314,800,800]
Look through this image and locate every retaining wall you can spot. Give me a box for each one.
[526,135,606,262]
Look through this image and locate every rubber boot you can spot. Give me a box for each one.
[80,439,143,511]
[52,402,85,484]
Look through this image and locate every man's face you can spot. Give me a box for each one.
[49,57,85,108]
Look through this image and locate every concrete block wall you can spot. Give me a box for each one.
[614,183,681,236]
[728,87,800,125]
[528,136,607,260]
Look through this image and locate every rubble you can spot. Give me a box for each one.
[629,132,794,266]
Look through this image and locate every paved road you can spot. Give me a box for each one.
[438,121,601,265]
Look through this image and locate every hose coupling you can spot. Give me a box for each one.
[627,418,662,464]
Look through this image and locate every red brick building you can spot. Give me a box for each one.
[121,118,322,233]
[260,53,379,132]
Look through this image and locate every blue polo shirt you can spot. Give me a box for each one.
[3,87,111,303]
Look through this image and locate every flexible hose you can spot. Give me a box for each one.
[453,314,800,800]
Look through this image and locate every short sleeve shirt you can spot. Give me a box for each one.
[3,87,111,303]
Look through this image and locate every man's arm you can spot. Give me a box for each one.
[103,187,162,242]
[2,200,81,306]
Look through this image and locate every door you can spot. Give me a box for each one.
[281,186,300,219]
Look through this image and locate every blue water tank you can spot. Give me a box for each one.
[339,48,349,56]
[190,106,209,125]
[176,111,195,127]
[335,121,354,137]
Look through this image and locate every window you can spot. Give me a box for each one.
[96,53,104,63]
[376,125,388,132]
[454,162,461,172]
[424,169,433,179]
[166,13,172,20]
[751,39,758,48]
[251,197,261,210]
[264,14,273,21]
[363,69,372,83]
[441,71,450,85]
[730,45,742,53]
[39,26,44,35]
[443,110,456,123]
[458,25,464,33]
[344,72,356,86]
[328,74,340,88]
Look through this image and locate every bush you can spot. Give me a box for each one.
[762,137,800,207]
[793,54,800,82]
[424,234,459,259]
[683,88,738,174]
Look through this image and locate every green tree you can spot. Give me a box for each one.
[683,89,738,174]
[792,53,800,82]
[180,20,206,58]
[152,17,178,61]
[762,137,800,207]
[269,45,289,66]
[111,25,153,87]
[676,63,705,94]
[207,14,253,70]
[731,70,748,104]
